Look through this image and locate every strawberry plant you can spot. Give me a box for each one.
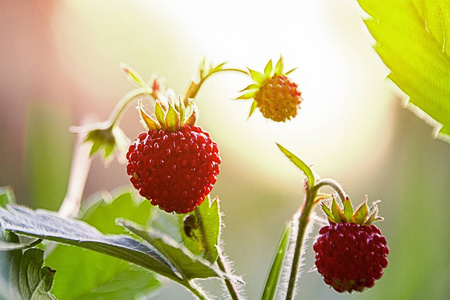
[0,57,391,299]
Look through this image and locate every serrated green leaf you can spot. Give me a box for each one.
[191,196,220,263]
[248,69,266,84]
[264,59,273,77]
[276,144,315,187]
[46,191,159,300]
[274,56,284,75]
[261,224,290,300]
[0,186,16,208]
[165,103,180,132]
[117,219,229,281]
[0,205,180,282]
[357,0,450,139]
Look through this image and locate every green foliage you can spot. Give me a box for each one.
[276,143,315,186]
[261,224,290,300]
[0,186,16,208]
[45,191,159,300]
[357,0,450,139]
[0,230,56,300]
[0,205,180,282]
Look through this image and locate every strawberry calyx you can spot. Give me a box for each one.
[321,195,384,226]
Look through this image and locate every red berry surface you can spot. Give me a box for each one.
[126,125,221,214]
[255,74,302,122]
[313,222,389,293]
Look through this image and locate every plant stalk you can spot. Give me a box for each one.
[285,182,318,300]
[216,247,242,300]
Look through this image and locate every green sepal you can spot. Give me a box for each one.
[343,197,354,221]
[285,67,297,76]
[165,103,180,132]
[274,56,284,75]
[138,100,160,131]
[351,199,369,224]
[248,100,258,118]
[238,84,260,93]
[321,202,335,223]
[237,90,258,100]
[365,205,384,225]
[331,197,343,223]
[154,100,166,127]
[248,68,266,85]
[264,59,273,77]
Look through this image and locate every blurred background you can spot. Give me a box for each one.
[1,0,449,299]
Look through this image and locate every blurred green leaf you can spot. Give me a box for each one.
[261,224,290,300]
[25,104,74,210]
[357,0,450,139]
[118,219,232,281]
[0,186,16,208]
[46,191,159,299]
[0,205,180,282]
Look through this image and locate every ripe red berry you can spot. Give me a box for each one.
[313,222,389,293]
[126,125,221,214]
[255,74,302,122]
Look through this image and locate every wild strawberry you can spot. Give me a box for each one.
[126,125,220,214]
[125,75,221,213]
[238,56,302,122]
[313,196,389,293]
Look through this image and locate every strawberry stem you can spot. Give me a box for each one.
[285,178,348,300]
[109,87,149,128]
[216,247,242,300]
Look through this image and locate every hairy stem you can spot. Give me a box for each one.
[314,178,347,203]
[216,248,242,300]
[285,182,317,300]
[184,280,211,300]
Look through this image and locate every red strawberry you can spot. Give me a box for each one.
[313,196,389,293]
[238,56,302,122]
[126,125,220,214]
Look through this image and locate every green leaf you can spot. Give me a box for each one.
[117,219,229,281]
[357,0,450,139]
[276,143,315,187]
[0,186,16,208]
[0,205,180,282]
[191,196,221,263]
[0,229,56,300]
[261,224,290,300]
[45,191,160,299]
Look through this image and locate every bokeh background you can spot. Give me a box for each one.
[1,0,449,299]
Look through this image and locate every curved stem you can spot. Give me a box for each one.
[314,178,347,204]
[285,182,318,300]
[109,88,149,127]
